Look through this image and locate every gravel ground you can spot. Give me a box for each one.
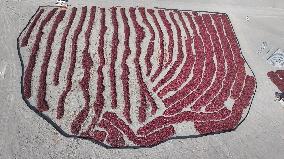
[0,0,283,158]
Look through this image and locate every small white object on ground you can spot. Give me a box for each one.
[56,0,67,7]
[0,60,7,79]
[267,49,284,67]
[278,99,284,105]
[246,16,250,21]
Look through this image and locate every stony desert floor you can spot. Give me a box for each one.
[0,0,284,158]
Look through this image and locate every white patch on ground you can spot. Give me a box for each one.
[224,97,235,110]
[0,60,8,80]
[173,120,198,136]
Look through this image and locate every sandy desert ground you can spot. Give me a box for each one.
[0,0,284,158]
